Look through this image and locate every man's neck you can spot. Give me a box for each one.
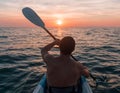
[60,53,71,58]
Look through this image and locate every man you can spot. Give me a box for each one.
[41,36,90,93]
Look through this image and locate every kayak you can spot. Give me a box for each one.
[33,74,93,93]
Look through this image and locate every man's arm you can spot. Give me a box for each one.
[77,62,90,78]
[82,68,90,78]
[41,40,60,62]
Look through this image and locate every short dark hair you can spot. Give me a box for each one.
[60,36,75,55]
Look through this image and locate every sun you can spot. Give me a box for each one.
[56,19,63,26]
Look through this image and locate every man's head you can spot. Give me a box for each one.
[59,36,75,55]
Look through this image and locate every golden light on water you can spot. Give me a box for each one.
[57,28,63,39]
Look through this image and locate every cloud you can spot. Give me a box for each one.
[0,0,120,26]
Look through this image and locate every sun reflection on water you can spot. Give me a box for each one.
[56,28,64,39]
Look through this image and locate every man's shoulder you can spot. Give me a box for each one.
[42,54,55,64]
[75,61,83,67]
[44,53,51,57]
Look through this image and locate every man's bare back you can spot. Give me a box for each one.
[42,53,89,87]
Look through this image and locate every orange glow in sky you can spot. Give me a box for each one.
[0,0,120,27]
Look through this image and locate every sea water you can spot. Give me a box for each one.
[0,27,120,93]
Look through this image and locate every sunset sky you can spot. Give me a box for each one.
[0,0,120,27]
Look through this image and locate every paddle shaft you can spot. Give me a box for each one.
[43,27,56,40]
